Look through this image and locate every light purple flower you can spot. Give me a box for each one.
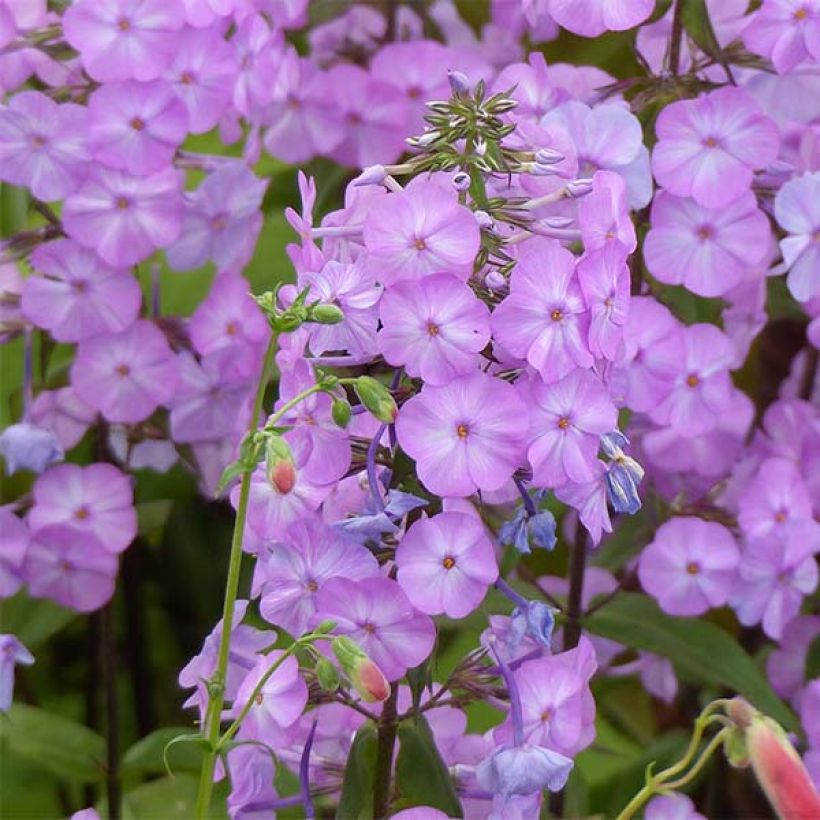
[22,239,141,342]
[231,14,284,119]
[63,166,183,267]
[24,525,118,613]
[493,53,566,122]
[645,191,772,298]
[257,517,379,637]
[730,525,819,639]
[88,79,187,175]
[527,369,617,487]
[396,512,498,618]
[638,517,740,617]
[378,273,490,385]
[476,743,573,797]
[224,745,278,820]
[492,239,592,382]
[645,793,706,820]
[774,171,820,302]
[396,372,529,498]
[63,0,185,82]
[549,0,653,37]
[0,91,89,201]
[0,635,34,712]
[648,323,736,436]
[72,320,179,425]
[743,0,820,74]
[315,577,436,681]
[554,462,612,546]
[577,170,637,253]
[166,163,266,272]
[766,615,820,702]
[652,87,780,208]
[28,462,137,554]
[363,178,480,285]
[28,388,96,451]
[0,423,63,476]
[0,509,28,598]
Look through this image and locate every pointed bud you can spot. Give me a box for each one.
[354,376,398,424]
[308,303,344,325]
[353,164,387,187]
[315,657,341,692]
[535,147,564,166]
[331,399,352,428]
[331,636,391,702]
[448,69,470,97]
[265,436,296,495]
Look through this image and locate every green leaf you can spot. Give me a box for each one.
[121,773,228,819]
[336,722,378,820]
[0,704,105,782]
[0,592,76,647]
[680,0,734,80]
[584,593,798,730]
[395,716,463,817]
[122,728,206,776]
[805,635,820,682]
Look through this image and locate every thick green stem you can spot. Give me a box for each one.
[372,684,399,818]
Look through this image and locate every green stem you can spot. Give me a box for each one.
[194,334,278,818]
[663,728,732,791]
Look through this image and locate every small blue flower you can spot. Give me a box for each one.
[0,422,63,475]
[507,601,556,657]
[0,635,34,713]
[476,743,574,797]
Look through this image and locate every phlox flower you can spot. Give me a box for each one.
[645,794,706,820]
[257,517,379,637]
[62,166,183,267]
[549,0,653,37]
[23,525,117,613]
[166,163,267,272]
[743,0,820,74]
[395,372,529,498]
[315,577,436,681]
[577,170,637,253]
[0,264,23,343]
[476,743,573,798]
[0,509,27,598]
[224,745,279,819]
[396,512,498,618]
[231,14,283,118]
[22,240,141,343]
[651,87,780,208]
[766,615,820,702]
[554,462,612,546]
[492,53,567,123]
[363,178,480,285]
[28,388,95,451]
[638,517,740,617]
[0,423,63,476]
[492,238,592,383]
[0,91,89,201]
[63,0,185,83]
[527,369,617,487]
[644,191,771,298]
[28,462,137,554]
[0,635,34,713]
[774,171,820,302]
[377,273,490,385]
[71,320,180,425]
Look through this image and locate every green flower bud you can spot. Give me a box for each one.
[354,376,398,424]
[315,657,341,692]
[331,399,352,428]
[308,303,345,325]
[331,636,391,703]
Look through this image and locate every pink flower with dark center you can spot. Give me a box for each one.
[71,320,180,425]
[0,91,89,201]
[88,79,188,175]
[63,0,185,82]
[743,0,820,74]
[22,239,141,343]
[652,87,780,208]
[62,166,183,267]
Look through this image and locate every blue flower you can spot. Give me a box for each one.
[0,635,34,713]
[0,422,63,475]
[476,743,573,797]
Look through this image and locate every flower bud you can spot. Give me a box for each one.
[535,147,565,166]
[566,178,594,198]
[331,398,352,428]
[354,376,398,424]
[448,69,470,97]
[331,635,391,702]
[485,270,506,291]
[353,164,386,187]
[315,656,341,692]
[452,171,471,191]
[474,210,495,230]
[265,436,296,495]
[308,303,344,325]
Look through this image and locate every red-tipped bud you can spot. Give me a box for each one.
[265,436,296,495]
[331,636,391,703]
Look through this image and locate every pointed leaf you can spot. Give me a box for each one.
[336,722,378,820]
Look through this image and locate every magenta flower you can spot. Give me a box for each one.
[652,87,780,208]
[730,525,819,639]
[63,0,184,82]
[166,163,266,272]
[396,372,529,498]
[24,525,117,613]
[648,323,736,436]
[363,178,480,285]
[71,319,180,424]
[0,91,89,201]
[257,517,379,637]
[549,0,653,37]
[0,509,27,598]
[492,239,593,382]
[638,517,740,617]
[165,27,236,134]
[315,577,436,680]
[774,171,820,302]
[577,170,637,253]
[22,240,141,343]
[28,463,137,554]
[577,243,631,361]
[378,273,491,385]
[743,0,820,73]
[88,79,188,175]
[527,369,617,486]
[396,512,498,618]
[644,191,771,298]
[62,166,183,267]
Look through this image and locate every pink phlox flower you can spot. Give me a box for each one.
[774,170,820,302]
[743,0,820,74]
[549,0,653,37]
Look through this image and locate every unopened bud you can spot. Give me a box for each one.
[407,130,441,149]
[315,657,341,692]
[474,210,494,230]
[535,147,564,166]
[447,69,470,97]
[452,171,470,191]
[331,398,352,428]
[332,636,391,703]
[566,178,594,198]
[265,436,296,495]
[353,164,387,187]
[308,303,344,325]
[485,270,506,291]
[354,376,398,424]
